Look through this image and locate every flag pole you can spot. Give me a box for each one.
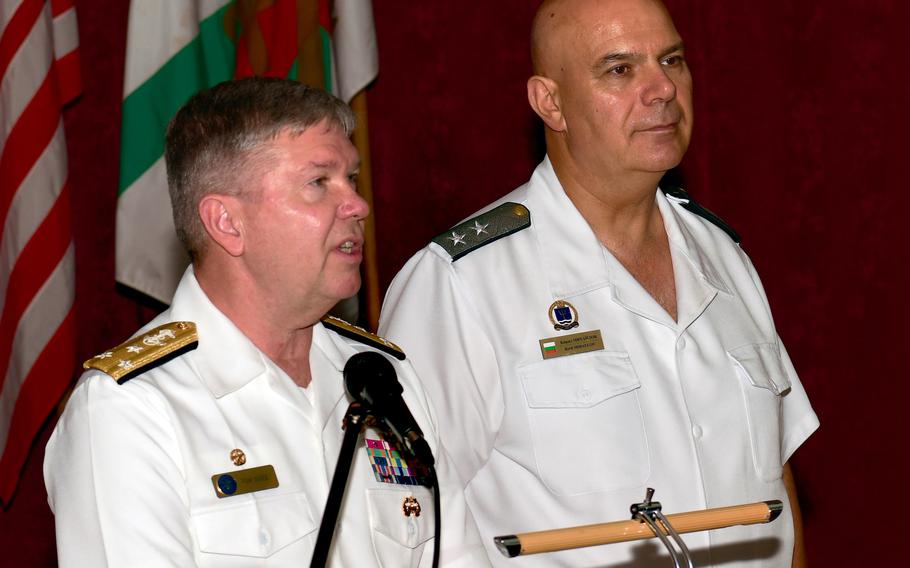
[350,90,381,331]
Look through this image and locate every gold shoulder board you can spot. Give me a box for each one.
[321,316,405,361]
[83,321,198,384]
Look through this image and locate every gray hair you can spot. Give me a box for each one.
[164,77,356,260]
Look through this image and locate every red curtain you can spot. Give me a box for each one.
[2,1,904,564]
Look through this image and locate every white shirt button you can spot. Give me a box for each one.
[580,387,592,400]
[259,529,271,545]
[677,337,687,350]
[692,424,703,439]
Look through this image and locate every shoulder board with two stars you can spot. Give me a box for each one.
[661,186,741,244]
[83,322,198,385]
[431,202,531,262]
[321,316,405,361]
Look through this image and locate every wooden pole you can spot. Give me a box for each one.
[494,500,783,557]
[349,90,381,331]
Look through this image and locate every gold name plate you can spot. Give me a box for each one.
[539,330,604,359]
[212,464,279,498]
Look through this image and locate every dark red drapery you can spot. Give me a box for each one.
[2,1,905,564]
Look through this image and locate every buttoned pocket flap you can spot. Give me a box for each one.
[192,492,316,557]
[366,487,435,549]
[727,343,792,395]
[520,351,640,408]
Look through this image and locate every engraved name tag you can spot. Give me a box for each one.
[539,330,604,359]
[211,465,279,498]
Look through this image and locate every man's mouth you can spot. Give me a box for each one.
[641,121,678,132]
[339,240,355,254]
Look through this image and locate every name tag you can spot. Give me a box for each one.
[211,465,279,498]
[539,330,604,359]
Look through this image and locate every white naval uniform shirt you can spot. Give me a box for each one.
[45,268,489,567]
[379,158,819,567]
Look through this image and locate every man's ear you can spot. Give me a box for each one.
[527,75,566,132]
[198,194,245,257]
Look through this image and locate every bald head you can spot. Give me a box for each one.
[531,0,676,77]
[526,0,692,186]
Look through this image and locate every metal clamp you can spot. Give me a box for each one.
[630,488,694,568]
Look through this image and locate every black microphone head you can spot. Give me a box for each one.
[342,351,435,471]
[343,351,401,405]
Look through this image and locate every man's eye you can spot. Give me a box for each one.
[608,64,631,76]
[662,55,685,67]
[348,173,359,186]
[309,177,326,187]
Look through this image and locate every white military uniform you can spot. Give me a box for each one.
[379,158,819,567]
[45,268,489,567]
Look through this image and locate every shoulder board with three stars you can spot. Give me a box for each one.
[661,186,741,244]
[431,202,531,262]
[83,322,198,385]
[321,316,405,360]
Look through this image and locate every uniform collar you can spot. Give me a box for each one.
[658,190,731,297]
[528,157,613,299]
[167,267,270,398]
[167,269,359,426]
[528,157,731,303]
[311,321,357,372]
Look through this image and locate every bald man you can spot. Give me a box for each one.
[380,1,818,566]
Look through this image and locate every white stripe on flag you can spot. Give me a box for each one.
[115,158,189,303]
[333,0,379,102]
[0,122,66,313]
[0,1,54,157]
[0,0,26,30]
[123,0,231,95]
[0,244,75,453]
[51,5,78,59]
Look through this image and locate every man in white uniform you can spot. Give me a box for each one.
[379,0,818,566]
[45,78,488,567]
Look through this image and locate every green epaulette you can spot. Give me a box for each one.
[431,202,531,261]
[321,316,405,361]
[83,322,198,385]
[661,186,741,244]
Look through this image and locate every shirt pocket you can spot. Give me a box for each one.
[191,491,317,560]
[518,351,650,496]
[366,486,435,568]
[727,343,792,482]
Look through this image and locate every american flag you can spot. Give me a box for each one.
[0,0,80,504]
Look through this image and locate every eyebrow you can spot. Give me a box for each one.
[306,159,361,170]
[658,41,686,60]
[596,41,686,68]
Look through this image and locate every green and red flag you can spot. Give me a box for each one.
[117,0,378,303]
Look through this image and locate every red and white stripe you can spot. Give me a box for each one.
[0,0,79,504]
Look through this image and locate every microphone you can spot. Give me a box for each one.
[343,351,435,468]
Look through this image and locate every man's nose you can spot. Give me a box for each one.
[641,66,677,105]
[339,188,370,220]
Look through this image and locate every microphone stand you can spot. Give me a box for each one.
[309,402,370,568]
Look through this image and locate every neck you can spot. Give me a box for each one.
[195,257,320,388]
[547,145,666,250]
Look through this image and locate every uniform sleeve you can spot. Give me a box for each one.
[778,340,820,463]
[44,373,195,567]
[740,249,820,463]
[379,248,503,490]
[398,360,492,567]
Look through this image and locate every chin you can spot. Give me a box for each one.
[639,148,686,173]
[332,279,362,302]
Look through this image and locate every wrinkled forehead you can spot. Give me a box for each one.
[533,0,680,73]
